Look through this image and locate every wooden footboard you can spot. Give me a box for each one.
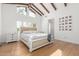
[21,38,53,52]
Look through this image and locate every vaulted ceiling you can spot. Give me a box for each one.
[7,3,68,16]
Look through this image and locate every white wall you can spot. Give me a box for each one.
[0,4,1,35]
[36,15,42,32]
[42,3,79,44]
[42,16,48,33]
[54,4,79,44]
[1,4,17,42]
[0,3,2,42]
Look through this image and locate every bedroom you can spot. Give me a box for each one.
[0,3,79,56]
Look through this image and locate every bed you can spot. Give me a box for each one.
[20,27,53,52]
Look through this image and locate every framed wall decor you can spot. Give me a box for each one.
[59,15,72,31]
[65,16,68,19]
[69,16,72,18]
[69,19,72,21]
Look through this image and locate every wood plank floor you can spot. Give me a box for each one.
[0,39,79,56]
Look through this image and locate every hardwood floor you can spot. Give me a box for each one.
[0,40,79,56]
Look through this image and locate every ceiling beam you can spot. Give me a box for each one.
[5,3,28,5]
[32,4,44,15]
[40,3,49,13]
[51,3,56,10]
[30,6,42,16]
[29,8,36,14]
[6,3,42,16]
[64,3,67,7]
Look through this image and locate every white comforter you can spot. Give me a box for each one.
[21,32,48,41]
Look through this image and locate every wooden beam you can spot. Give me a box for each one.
[40,3,49,13]
[6,3,42,16]
[51,3,56,10]
[64,3,67,7]
[5,3,28,5]
[32,4,44,15]
[30,6,42,16]
[29,8,36,14]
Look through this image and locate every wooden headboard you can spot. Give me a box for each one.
[21,27,37,32]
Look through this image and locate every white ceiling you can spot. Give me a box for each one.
[10,3,68,16]
[32,3,67,16]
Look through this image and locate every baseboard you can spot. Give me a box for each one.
[55,39,79,45]
[0,43,2,46]
[0,42,7,46]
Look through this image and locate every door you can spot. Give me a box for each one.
[48,19,54,41]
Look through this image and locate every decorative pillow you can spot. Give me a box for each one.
[22,31,37,34]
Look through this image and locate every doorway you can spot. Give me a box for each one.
[48,19,54,41]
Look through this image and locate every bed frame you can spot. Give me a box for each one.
[20,27,37,33]
[21,37,53,52]
[20,27,53,52]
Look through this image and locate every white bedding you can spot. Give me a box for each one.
[21,32,48,41]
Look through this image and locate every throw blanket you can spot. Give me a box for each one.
[47,34,51,42]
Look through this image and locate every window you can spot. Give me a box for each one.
[28,10,36,17]
[23,22,27,27]
[17,7,27,16]
[17,6,36,17]
[16,21,22,28]
[16,21,22,32]
[23,22,33,27]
